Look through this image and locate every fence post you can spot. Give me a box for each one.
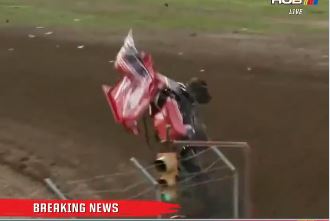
[242,144,252,218]
[44,178,67,200]
[211,146,239,219]
[233,172,239,219]
[130,157,162,219]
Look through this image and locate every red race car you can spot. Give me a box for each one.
[102,30,211,163]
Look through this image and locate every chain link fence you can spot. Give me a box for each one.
[44,141,250,219]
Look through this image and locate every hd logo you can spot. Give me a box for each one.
[271,0,318,15]
[271,0,318,5]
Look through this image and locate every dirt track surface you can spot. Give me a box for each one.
[0,28,328,218]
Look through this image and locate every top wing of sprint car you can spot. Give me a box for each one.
[102,30,191,141]
[102,30,164,134]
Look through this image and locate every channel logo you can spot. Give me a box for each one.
[271,0,318,5]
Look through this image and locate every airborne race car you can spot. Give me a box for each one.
[102,30,212,174]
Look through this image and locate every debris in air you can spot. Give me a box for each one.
[36,26,45,29]
[108,60,115,63]
[164,3,169,7]
[28,34,36,38]
[44,31,53,35]
[73,18,81,22]
[200,69,205,73]
[247,67,252,71]
[77,45,85,49]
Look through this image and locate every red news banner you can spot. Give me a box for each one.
[0,199,180,217]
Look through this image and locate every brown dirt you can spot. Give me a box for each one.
[0,27,328,218]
